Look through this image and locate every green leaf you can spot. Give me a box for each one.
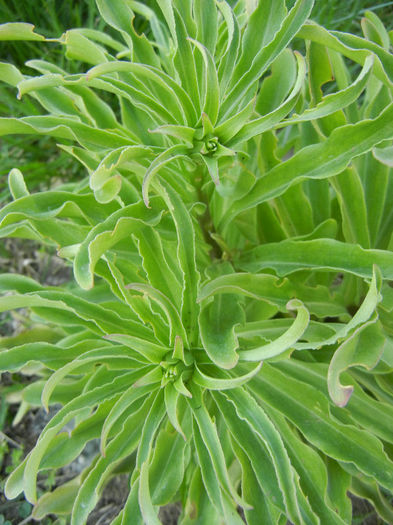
[216,0,241,95]
[23,370,141,503]
[351,476,393,524]
[149,427,187,505]
[71,399,151,525]
[103,334,168,364]
[142,144,189,207]
[373,145,393,167]
[229,51,306,146]
[41,349,146,409]
[164,383,186,439]
[0,116,134,150]
[159,182,200,347]
[199,286,243,369]
[8,169,29,199]
[214,97,255,144]
[248,364,393,492]
[139,461,161,525]
[221,100,393,227]
[95,0,134,37]
[119,478,143,525]
[233,439,281,525]
[126,283,188,345]
[271,413,347,524]
[73,200,162,290]
[32,477,81,519]
[220,0,313,118]
[328,317,386,406]
[0,23,45,41]
[188,39,220,125]
[172,7,200,115]
[180,468,221,524]
[238,239,393,279]
[283,54,374,127]
[136,389,166,469]
[87,61,196,125]
[192,362,262,390]
[219,388,302,524]
[194,0,217,55]
[331,167,370,247]
[188,385,249,512]
[102,383,154,455]
[231,0,287,85]
[239,299,309,361]
[298,21,393,89]
[0,62,24,86]
[63,30,108,65]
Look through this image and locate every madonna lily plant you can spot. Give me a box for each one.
[1,1,393,523]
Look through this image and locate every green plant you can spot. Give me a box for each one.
[1,1,393,523]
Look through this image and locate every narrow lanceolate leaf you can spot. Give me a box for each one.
[239,300,310,361]
[216,0,241,94]
[213,393,286,519]
[220,101,393,227]
[41,350,146,410]
[328,318,386,407]
[188,385,250,511]
[142,144,190,207]
[192,362,262,390]
[164,383,186,439]
[32,477,81,520]
[238,238,393,279]
[229,52,306,146]
[282,54,374,126]
[23,371,141,503]
[172,8,200,115]
[149,428,188,505]
[73,200,162,290]
[214,97,255,144]
[199,272,293,310]
[298,21,393,88]
[136,389,166,468]
[126,283,188,345]
[159,182,200,347]
[271,413,347,525]
[0,116,135,149]
[188,39,220,125]
[86,61,197,124]
[296,266,382,350]
[133,226,182,308]
[119,478,143,525]
[103,334,169,364]
[220,0,314,118]
[139,461,161,525]
[230,0,287,85]
[71,400,152,525]
[219,388,302,525]
[249,364,393,492]
[100,383,154,455]
[149,124,195,147]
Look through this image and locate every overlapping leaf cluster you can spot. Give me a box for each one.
[1,1,393,523]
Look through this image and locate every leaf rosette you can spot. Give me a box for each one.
[1,1,393,524]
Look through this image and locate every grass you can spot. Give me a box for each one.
[311,0,393,31]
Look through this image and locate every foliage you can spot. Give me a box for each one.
[1,1,393,524]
